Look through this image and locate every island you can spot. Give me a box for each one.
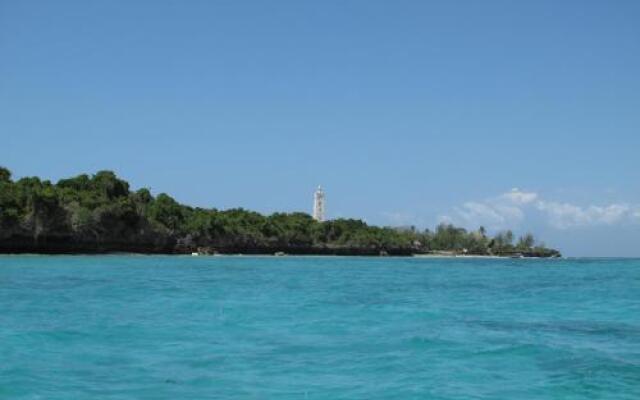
[0,167,560,257]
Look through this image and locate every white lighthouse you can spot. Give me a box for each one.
[313,186,325,222]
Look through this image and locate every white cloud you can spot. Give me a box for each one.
[440,189,640,231]
[537,201,633,229]
[501,188,538,205]
[440,190,533,230]
[453,201,524,229]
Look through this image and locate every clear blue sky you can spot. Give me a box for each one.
[1,1,639,256]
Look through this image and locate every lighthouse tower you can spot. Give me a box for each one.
[313,186,325,222]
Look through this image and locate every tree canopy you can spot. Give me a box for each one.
[0,167,560,257]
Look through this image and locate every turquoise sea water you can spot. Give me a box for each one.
[0,256,639,399]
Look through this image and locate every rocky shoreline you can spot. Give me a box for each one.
[0,238,559,258]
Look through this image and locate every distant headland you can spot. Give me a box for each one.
[0,167,560,257]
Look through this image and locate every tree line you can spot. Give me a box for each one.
[0,167,560,256]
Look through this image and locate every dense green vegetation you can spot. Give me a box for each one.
[0,167,560,256]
